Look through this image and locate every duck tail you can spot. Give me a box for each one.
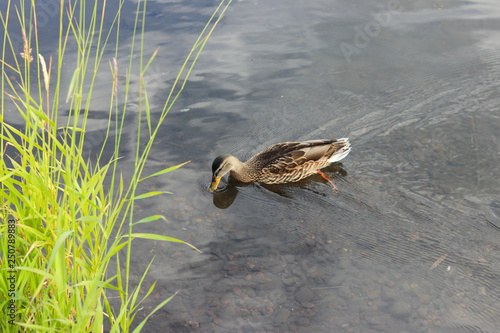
[328,138,351,162]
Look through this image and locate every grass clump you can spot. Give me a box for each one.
[0,0,232,332]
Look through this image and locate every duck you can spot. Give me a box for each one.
[208,138,351,192]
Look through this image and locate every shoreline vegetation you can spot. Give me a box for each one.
[0,1,232,331]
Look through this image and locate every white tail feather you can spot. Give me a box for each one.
[328,138,351,162]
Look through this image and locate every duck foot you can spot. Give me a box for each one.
[316,170,337,191]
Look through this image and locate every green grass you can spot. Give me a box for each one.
[0,0,232,332]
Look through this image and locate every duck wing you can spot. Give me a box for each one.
[252,139,341,172]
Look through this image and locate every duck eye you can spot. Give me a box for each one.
[212,161,222,173]
[212,155,229,173]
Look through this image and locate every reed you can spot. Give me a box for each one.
[0,0,232,331]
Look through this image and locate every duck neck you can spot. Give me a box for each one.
[227,156,253,182]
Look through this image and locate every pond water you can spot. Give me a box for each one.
[130,1,500,332]
[5,0,500,332]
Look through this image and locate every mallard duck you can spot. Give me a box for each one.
[208,138,351,192]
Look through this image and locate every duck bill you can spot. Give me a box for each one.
[208,177,222,192]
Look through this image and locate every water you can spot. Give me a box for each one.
[5,0,500,332]
[133,1,500,332]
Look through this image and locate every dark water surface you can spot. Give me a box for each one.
[5,0,500,332]
[132,1,500,332]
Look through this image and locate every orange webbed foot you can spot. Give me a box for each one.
[316,170,337,191]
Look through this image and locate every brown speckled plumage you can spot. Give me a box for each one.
[208,138,351,191]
